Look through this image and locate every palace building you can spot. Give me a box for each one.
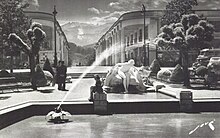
[96,9,220,67]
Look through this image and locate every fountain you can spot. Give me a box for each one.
[45,44,124,120]
[45,107,71,123]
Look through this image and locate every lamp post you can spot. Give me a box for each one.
[53,5,58,67]
[0,28,3,67]
[142,4,146,66]
[147,40,150,66]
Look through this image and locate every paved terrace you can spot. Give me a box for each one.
[0,66,219,111]
[0,78,173,111]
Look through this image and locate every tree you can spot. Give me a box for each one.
[161,0,198,26]
[9,22,46,90]
[157,13,214,87]
[0,0,30,70]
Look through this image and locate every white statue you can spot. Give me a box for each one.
[104,59,146,93]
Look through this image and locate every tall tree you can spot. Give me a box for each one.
[9,22,46,90]
[0,0,30,70]
[161,0,198,26]
[157,14,214,87]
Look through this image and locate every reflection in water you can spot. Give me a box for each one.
[57,44,124,109]
[1,113,218,138]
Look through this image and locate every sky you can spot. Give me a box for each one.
[23,0,220,45]
[24,0,220,25]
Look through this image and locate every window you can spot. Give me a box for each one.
[139,29,142,42]
[127,37,130,46]
[134,32,138,44]
[130,34,133,45]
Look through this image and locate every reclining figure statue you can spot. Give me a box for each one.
[104,59,147,93]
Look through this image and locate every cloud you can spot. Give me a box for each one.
[89,11,127,25]
[90,16,117,25]
[88,7,100,14]
[23,0,39,10]
[109,0,220,11]
[77,28,84,40]
[197,0,220,4]
[198,0,207,2]
[101,10,110,14]
[109,0,169,10]
[196,0,220,9]
[88,7,110,15]
[109,2,124,10]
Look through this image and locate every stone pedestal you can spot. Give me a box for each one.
[179,91,193,112]
[93,92,108,114]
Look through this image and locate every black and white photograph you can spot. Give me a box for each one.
[0,0,220,137]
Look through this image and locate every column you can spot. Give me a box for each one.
[121,28,125,62]
[114,31,118,64]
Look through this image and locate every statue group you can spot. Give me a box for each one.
[104,59,150,93]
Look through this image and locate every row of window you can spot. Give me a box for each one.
[126,27,148,47]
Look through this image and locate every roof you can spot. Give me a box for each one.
[98,10,164,43]
[98,9,220,43]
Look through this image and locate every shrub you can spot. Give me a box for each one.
[43,71,53,85]
[35,65,47,86]
[0,70,12,77]
[149,59,161,74]
[170,64,184,83]
[195,66,207,77]
[157,69,172,81]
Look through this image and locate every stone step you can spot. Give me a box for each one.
[68,73,107,79]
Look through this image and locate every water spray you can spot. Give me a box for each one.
[45,44,125,122]
[57,43,124,109]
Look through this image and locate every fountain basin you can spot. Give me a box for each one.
[1,99,220,130]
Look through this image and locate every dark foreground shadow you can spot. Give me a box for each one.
[190,86,220,90]
[38,90,54,93]
[47,119,73,124]
[0,89,34,94]
[0,96,11,100]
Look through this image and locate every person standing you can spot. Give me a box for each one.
[56,61,67,91]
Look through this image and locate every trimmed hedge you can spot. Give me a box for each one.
[0,70,12,77]
[43,58,54,76]
[149,59,161,74]
[157,69,172,81]
[195,66,207,77]
[170,64,184,83]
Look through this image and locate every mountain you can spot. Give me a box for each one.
[83,43,96,49]
[61,21,113,46]
[68,42,95,66]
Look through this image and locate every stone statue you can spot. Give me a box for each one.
[104,59,146,93]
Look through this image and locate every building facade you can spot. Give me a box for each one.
[96,9,220,67]
[25,11,69,67]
